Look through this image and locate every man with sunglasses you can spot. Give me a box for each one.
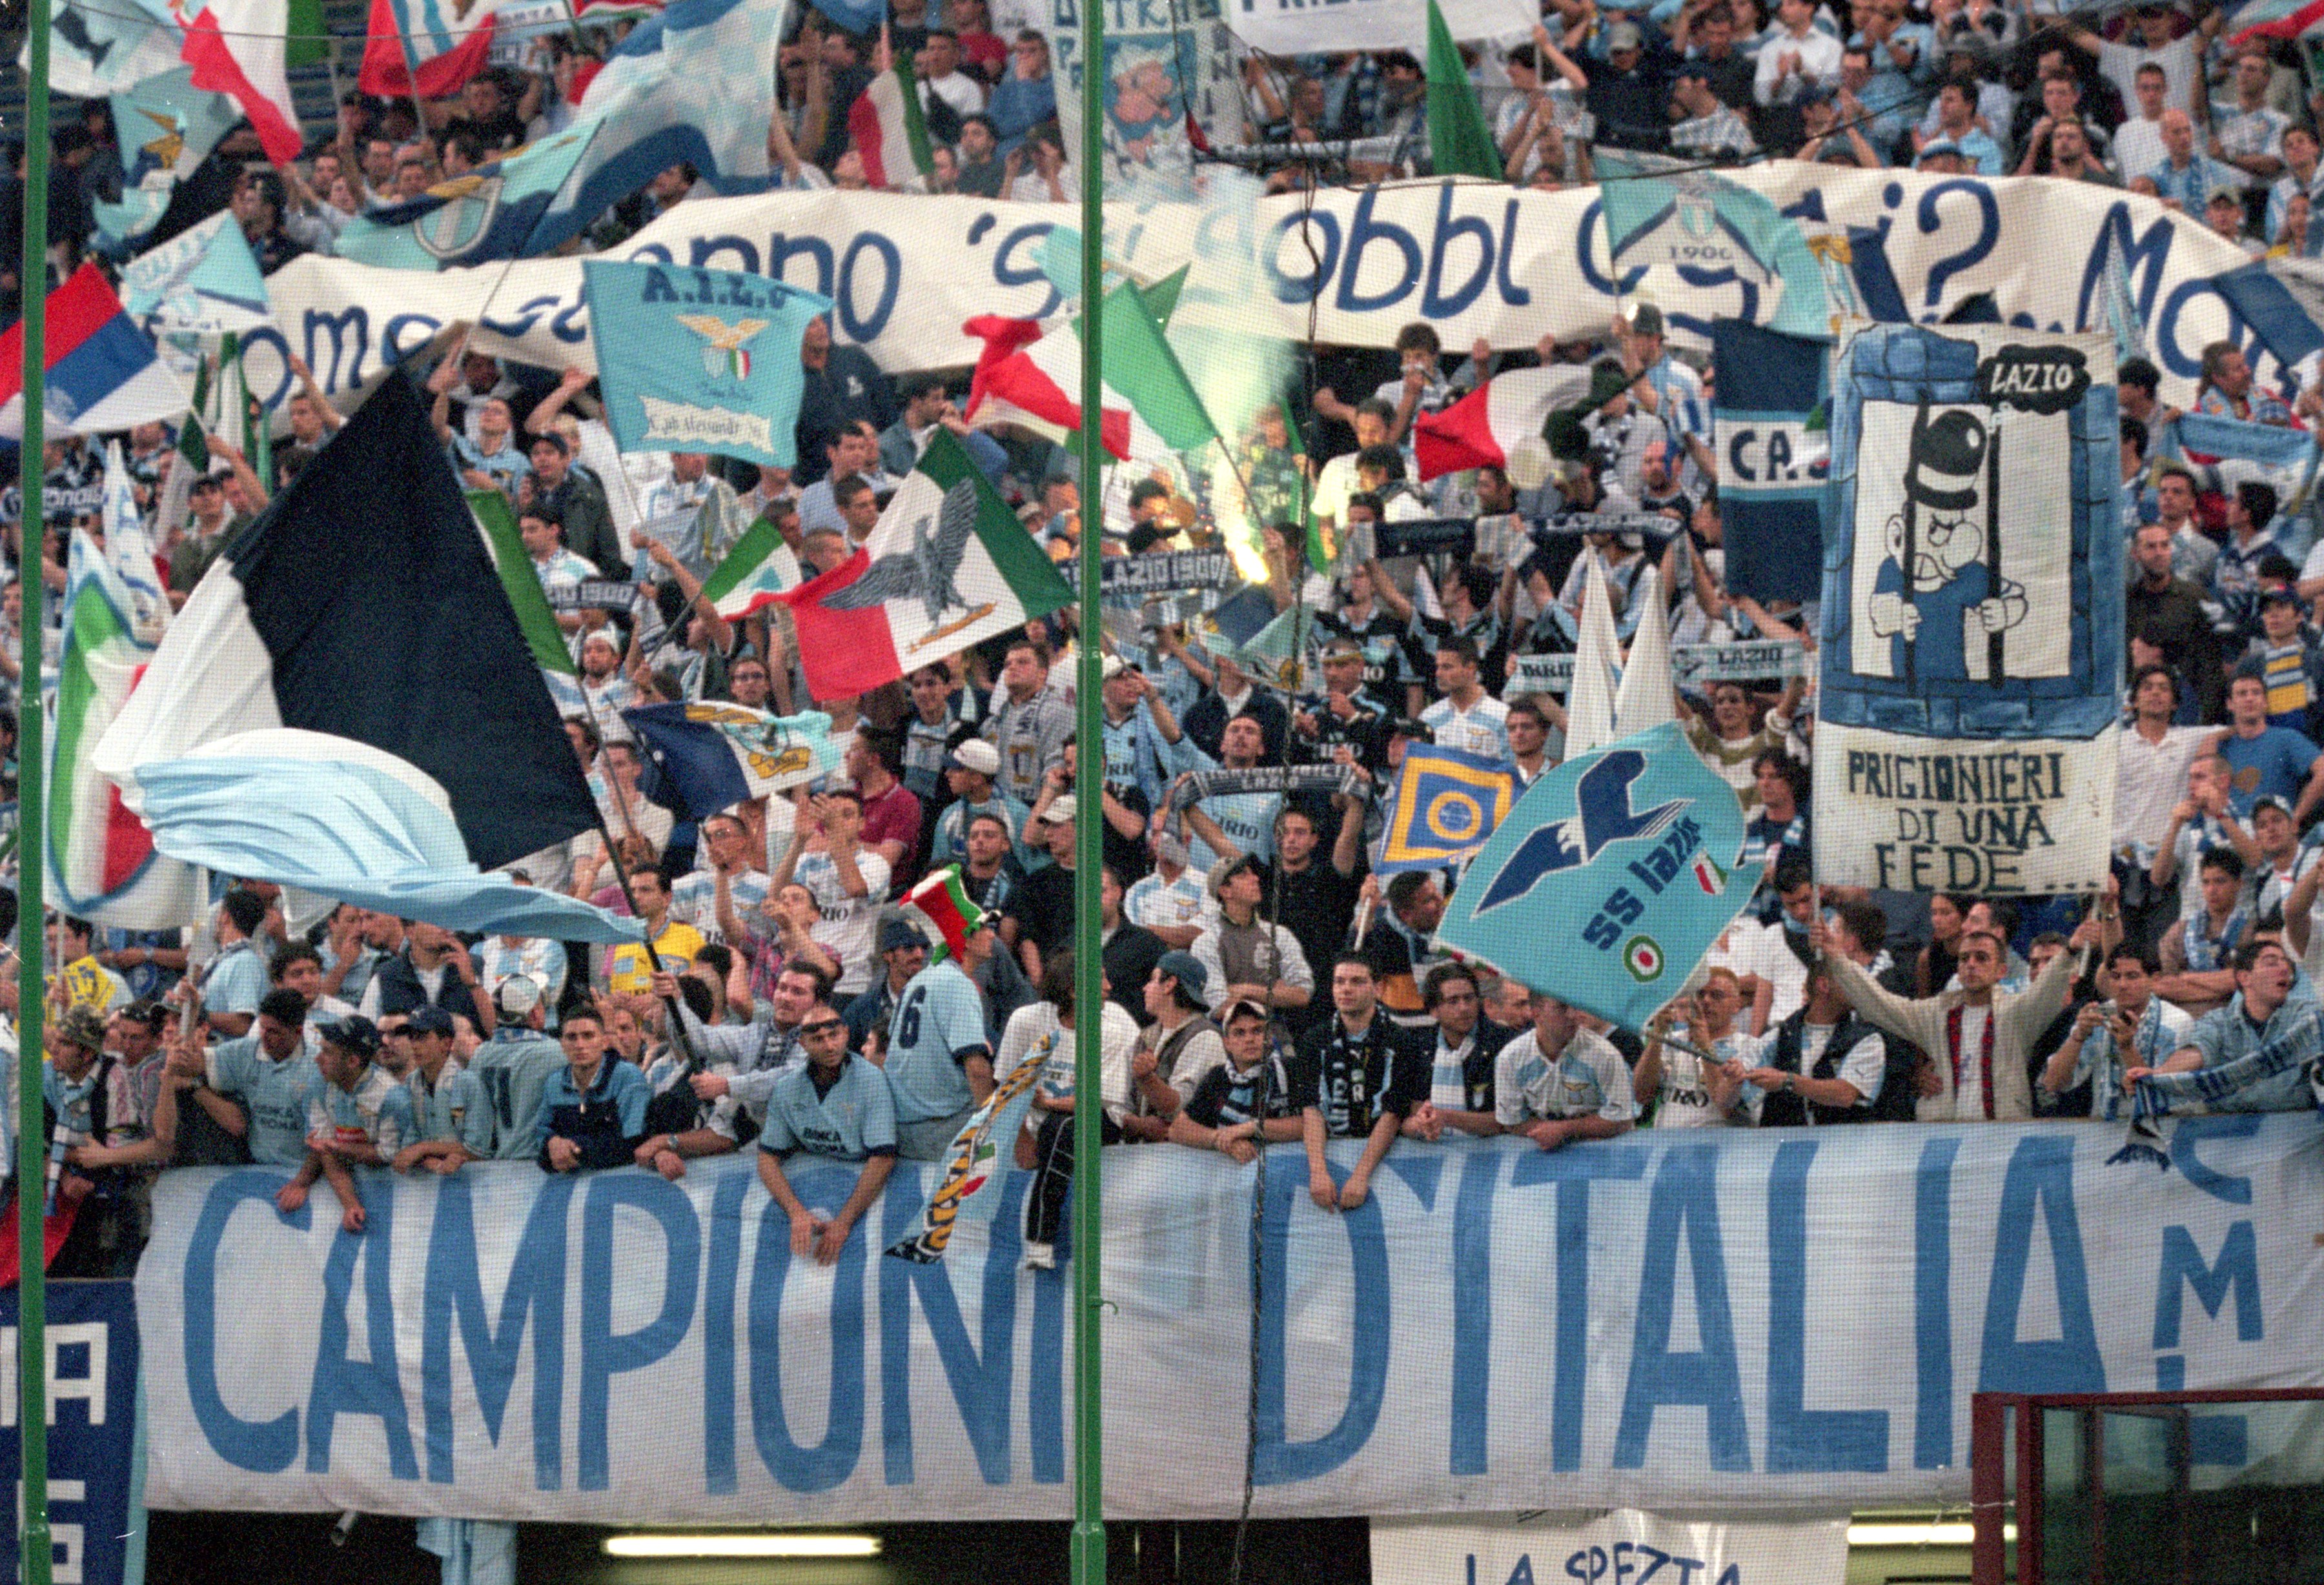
[1812,909,2111,1121]
[756,1008,898,1266]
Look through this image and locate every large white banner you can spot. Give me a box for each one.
[250,168,2256,412]
[1371,1511,1851,1585]
[1225,0,1533,56]
[138,1120,2324,1523]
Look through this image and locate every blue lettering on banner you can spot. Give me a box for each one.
[0,1282,141,1585]
[139,1120,2321,1520]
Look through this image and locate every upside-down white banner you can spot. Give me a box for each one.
[250,168,2256,414]
[137,1119,2323,1523]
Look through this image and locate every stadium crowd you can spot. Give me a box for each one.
[0,0,2322,1280]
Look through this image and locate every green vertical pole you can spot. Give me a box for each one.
[1068,0,1106,1577]
[15,0,56,1579]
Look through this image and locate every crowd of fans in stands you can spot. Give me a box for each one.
[0,0,2320,1279]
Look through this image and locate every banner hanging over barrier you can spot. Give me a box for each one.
[1814,323,2123,896]
[251,170,2257,414]
[138,1120,2323,1524]
[1370,1511,1852,1585]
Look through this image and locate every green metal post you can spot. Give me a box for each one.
[15,0,56,1579]
[1069,0,1106,1575]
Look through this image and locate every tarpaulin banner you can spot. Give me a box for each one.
[0,1282,143,1585]
[1815,323,2122,895]
[1370,1511,1851,1585]
[250,173,2256,412]
[138,1119,2321,1522]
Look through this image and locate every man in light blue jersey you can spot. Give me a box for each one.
[203,987,319,1168]
[278,1017,413,1235]
[464,976,568,1160]
[394,1006,493,1173]
[757,1007,899,1264]
[888,874,1000,1160]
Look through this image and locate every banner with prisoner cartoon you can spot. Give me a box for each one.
[1815,323,2123,896]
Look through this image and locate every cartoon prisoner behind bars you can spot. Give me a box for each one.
[1864,401,2028,684]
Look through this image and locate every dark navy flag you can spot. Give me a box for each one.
[1711,319,1830,604]
[93,374,600,870]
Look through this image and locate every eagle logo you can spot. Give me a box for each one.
[682,703,818,783]
[823,478,990,646]
[677,314,770,384]
[134,105,184,171]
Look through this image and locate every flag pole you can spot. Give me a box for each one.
[1070,0,1106,1572]
[15,0,57,1572]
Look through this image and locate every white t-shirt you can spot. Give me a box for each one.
[1001,1000,1140,1124]
[793,849,893,995]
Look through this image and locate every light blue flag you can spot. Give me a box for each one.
[334,119,603,271]
[582,259,831,470]
[97,69,243,246]
[35,0,182,98]
[535,0,788,252]
[1436,720,1764,1030]
[1596,154,1833,341]
[116,728,646,944]
[99,440,168,631]
[120,211,270,335]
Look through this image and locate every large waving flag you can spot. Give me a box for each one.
[1413,365,1591,481]
[583,259,831,469]
[1378,745,1516,874]
[335,122,604,271]
[47,525,204,929]
[101,440,170,635]
[624,702,842,816]
[541,0,787,250]
[361,0,529,95]
[114,729,644,942]
[31,0,182,96]
[1436,720,1764,1027]
[120,211,270,335]
[94,374,602,870]
[965,278,1218,462]
[99,67,241,244]
[178,0,303,162]
[1425,0,1500,179]
[773,428,1073,700]
[0,265,190,439]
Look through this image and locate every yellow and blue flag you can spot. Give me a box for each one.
[1378,745,1516,874]
[582,259,832,470]
[1436,722,1762,1029]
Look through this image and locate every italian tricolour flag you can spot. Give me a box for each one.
[965,279,1218,463]
[771,429,1072,702]
[847,61,935,190]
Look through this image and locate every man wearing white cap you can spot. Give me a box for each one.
[933,738,1030,867]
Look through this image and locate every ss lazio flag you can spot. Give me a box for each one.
[94,374,602,871]
[773,429,1073,701]
[583,259,831,469]
[1435,722,1762,1031]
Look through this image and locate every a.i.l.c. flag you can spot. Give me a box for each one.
[583,258,832,470]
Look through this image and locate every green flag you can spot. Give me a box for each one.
[1090,278,1217,453]
[1281,398,1332,572]
[470,488,579,676]
[1427,0,1502,180]
[700,514,805,620]
[1137,265,1190,327]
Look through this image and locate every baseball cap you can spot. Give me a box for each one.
[1040,798,1077,825]
[2207,185,2243,207]
[494,975,544,1018]
[1917,137,1961,163]
[51,1005,105,1052]
[2254,793,2297,820]
[1628,303,1666,337]
[945,739,1001,776]
[1218,995,1271,1027]
[1102,654,1138,680]
[1208,853,1258,899]
[1152,831,1191,868]
[1321,636,1365,661]
[318,1015,382,1059]
[405,1005,456,1037]
[1155,949,1209,998]
[881,918,929,953]
[2260,584,2300,607]
[1605,19,1644,50]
